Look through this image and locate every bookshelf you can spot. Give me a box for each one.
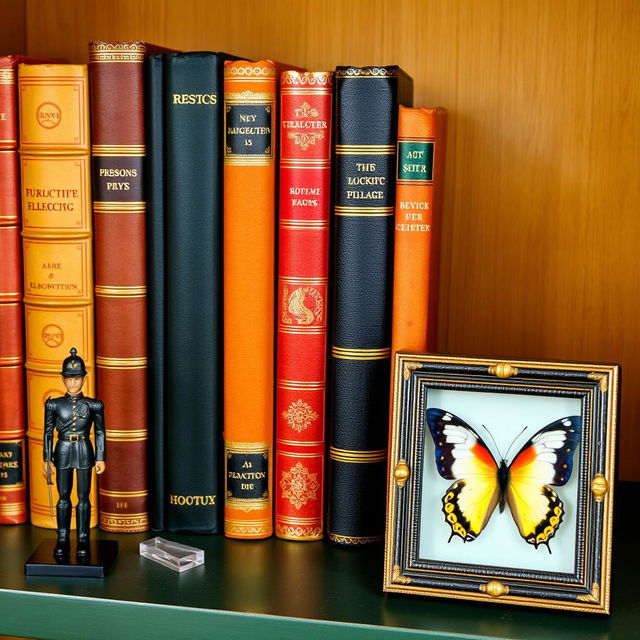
[1,0,639,637]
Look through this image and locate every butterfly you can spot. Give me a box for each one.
[425,408,581,552]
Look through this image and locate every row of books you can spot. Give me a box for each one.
[0,43,445,544]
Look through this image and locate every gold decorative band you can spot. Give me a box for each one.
[279,276,327,284]
[280,219,329,229]
[332,346,391,360]
[225,521,272,537]
[0,483,25,492]
[329,447,387,463]
[99,511,149,531]
[92,144,145,156]
[278,451,322,459]
[281,71,333,85]
[276,438,324,447]
[224,157,273,167]
[225,440,270,452]
[277,379,324,390]
[335,206,394,217]
[0,291,21,299]
[93,201,146,212]
[106,429,148,442]
[95,285,147,298]
[225,66,276,78]
[96,356,148,369]
[335,67,399,78]
[278,514,321,525]
[278,327,326,335]
[0,356,22,365]
[225,497,269,512]
[99,489,148,498]
[89,43,146,63]
[0,69,15,84]
[335,144,395,155]
[328,532,383,544]
[0,505,26,515]
[276,524,323,540]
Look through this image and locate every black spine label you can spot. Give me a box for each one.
[336,154,395,208]
[93,156,144,202]
[224,98,273,163]
[226,450,269,501]
[0,441,23,485]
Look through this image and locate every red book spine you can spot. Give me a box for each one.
[89,42,152,533]
[275,71,333,540]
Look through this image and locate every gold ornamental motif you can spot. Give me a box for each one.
[488,363,519,378]
[588,372,608,392]
[281,71,333,86]
[393,460,410,488]
[89,42,146,63]
[294,102,319,118]
[225,66,275,78]
[403,361,422,380]
[276,523,322,539]
[280,462,320,509]
[336,67,399,78]
[282,399,319,433]
[480,581,510,597]
[288,130,325,151]
[577,583,601,603]
[392,565,412,584]
[591,474,609,502]
[281,285,324,325]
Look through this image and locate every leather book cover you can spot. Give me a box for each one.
[223,59,280,539]
[145,53,166,531]
[0,55,59,525]
[275,71,333,540]
[19,64,97,529]
[391,106,447,358]
[328,65,413,545]
[89,42,173,533]
[163,52,238,533]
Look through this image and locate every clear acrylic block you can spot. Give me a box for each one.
[139,537,205,573]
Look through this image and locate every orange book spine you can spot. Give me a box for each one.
[19,64,97,529]
[390,107,447,361]
[223,60,277,539]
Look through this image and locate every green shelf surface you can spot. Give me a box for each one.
[0,483,638,640]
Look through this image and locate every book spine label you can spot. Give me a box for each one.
[328,66,409,545]
[163,52,228,533]
[224,60,277,539]
[89,42,149,533]
[19,64,97,529]
[275,71,332,541]
[145,54,166,531]
[390,106,447,358]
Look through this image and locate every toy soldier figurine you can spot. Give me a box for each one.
[43,348,106,558]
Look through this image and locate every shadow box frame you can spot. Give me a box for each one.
[384,353,619,614]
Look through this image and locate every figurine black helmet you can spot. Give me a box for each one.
[61,347,87,377]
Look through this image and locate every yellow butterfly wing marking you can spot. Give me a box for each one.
[441,429,500,542]
[506,435,565,548]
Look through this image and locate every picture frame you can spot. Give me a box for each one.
[384,353,619,614]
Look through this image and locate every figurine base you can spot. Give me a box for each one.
[25,539,118,577]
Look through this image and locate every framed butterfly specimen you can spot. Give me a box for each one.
[384,354,618,614]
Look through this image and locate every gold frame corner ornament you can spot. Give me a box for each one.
[393,460,410,488]
[588,372,609,392]
[591,474,609,503]
[577,583,601,603]
[487,363,518,379]
[480,581,510,598]
[403,361,422,380]
[392,565,412,584]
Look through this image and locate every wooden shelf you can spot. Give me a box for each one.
[0,484,637,639]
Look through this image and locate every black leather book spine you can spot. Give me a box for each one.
[145,54,166,531]
[328,66,413,545]
[164,53,227,533]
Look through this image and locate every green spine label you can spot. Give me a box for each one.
[397,141,434,181]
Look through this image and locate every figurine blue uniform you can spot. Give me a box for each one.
[43,348,106,558]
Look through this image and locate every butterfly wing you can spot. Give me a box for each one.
[506,416,581,549]
[426,409,500,542]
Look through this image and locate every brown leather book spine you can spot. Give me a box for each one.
[89,42,151,533]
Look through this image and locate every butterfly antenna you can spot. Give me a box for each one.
[482,425,504,460]
[504,425,529,462]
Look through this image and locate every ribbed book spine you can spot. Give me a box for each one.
[275,71,333,540]
[328,65,412,545]
[0,58,26,524]
[18,64,97,529]
[89,41,150,533]
[223,60,277,539]
[390,106,447,358]
[164,52,231,533]
[145,53,166,531]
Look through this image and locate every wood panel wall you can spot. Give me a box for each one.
[23,0,640,480]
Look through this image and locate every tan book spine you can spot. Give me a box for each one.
[19,64,97,529]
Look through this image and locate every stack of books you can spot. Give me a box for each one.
[0,44,446,545]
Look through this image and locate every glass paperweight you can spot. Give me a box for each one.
[139,537,205,573]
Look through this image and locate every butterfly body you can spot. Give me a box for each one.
[426,408,580,551]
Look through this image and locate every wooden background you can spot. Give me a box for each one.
[4,0,639,480]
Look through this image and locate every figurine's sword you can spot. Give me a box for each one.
[46,462,54,520]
